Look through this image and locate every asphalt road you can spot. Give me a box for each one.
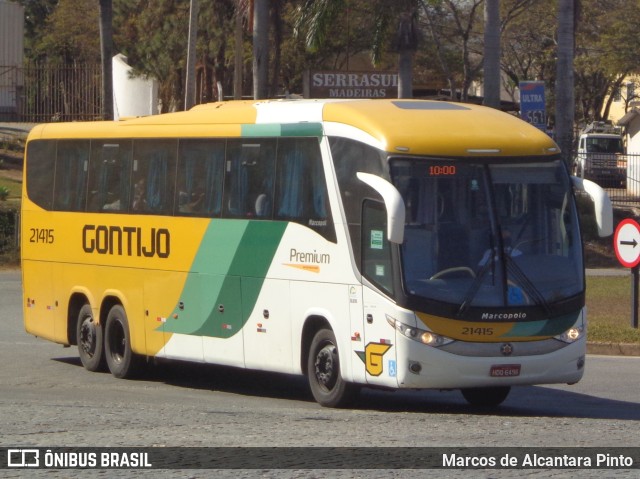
[1,269,640,478]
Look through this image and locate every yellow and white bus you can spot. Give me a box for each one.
[22,99,612,407]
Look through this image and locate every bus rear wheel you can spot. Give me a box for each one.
[104,305,143,379]
[77,304,105,372]
[307,328,356,408]
[461,386,511,407]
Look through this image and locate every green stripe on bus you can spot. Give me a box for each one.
[241,123,323,137]
[281,123,323,137]
[503,311,580,338]
[162,220,287,338]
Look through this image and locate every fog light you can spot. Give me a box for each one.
[409,362,422,374]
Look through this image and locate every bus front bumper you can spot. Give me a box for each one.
[394,334,586,390]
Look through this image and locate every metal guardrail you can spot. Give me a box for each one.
[575,153,640,207]
[0,208,19,257]
[1,64,102,123]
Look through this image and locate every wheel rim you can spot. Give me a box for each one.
[79,317,96,357]
[314,342,338,392]
[109,320,126,364]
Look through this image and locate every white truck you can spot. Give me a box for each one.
[574,121,626,186]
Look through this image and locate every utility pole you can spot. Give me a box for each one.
[556,0,575,167]
[483,0,501,108]
[98,0,114,120]
[185,0,199,110]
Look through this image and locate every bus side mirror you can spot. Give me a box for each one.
[356,172,405,244]
[571,176,613,237]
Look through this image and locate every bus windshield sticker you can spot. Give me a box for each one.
[370,230,383,249]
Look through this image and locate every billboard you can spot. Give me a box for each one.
[305,71,398,99]
[519,81,546,131]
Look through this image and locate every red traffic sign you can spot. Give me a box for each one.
[614,218,640,268]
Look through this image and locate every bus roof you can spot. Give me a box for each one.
[28,99,558,158]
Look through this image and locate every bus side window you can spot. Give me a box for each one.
[131,140,177,215]
[275,138,336,242]
[53,140,90,211]
[87,141,132,212]
[329,137,387,268]
[176,140,225,217]
[223,140,276,219]
[26,140,56,210]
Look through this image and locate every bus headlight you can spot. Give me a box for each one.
[386,315,454,347]
[555,325,585,344]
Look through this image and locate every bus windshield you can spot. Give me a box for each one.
[391,158,583,315]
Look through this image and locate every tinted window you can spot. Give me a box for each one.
[53,140,90,211]
[223,139,276,218]
[275,138,335,242]
[176,140,225,217]
[131,140,177,215]
[87,140,133,212]
[26,140,56,210]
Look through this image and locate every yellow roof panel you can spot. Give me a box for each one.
[28,99,558,158]
[322,99,558,157]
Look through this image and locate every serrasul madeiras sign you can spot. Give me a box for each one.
[306,70,398,99]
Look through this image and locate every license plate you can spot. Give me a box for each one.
[490,364,521,377]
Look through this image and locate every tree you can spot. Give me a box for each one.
[421,0,484,101]
[17,0,59,61]
[574,0,640,124]
[253,0,269,99]
[501,0,556,103]
[115,0,239,110]
[233,0,249,99]
[36,0,100,64]
[394,6,419,98]
[295,0,421,98]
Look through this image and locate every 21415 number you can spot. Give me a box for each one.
[29,228,55,244]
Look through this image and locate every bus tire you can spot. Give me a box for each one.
[76,304,105,372]
[104,304,143,379]
[461,386,511,407]
[307,328,356,408]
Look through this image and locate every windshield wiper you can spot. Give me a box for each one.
[456,251,495,318]
[505,256,552,316]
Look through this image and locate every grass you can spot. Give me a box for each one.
[586,276,640,344]
[0,176,21,200]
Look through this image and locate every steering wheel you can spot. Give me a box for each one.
[513,237,544,252]
[430,267,476,280]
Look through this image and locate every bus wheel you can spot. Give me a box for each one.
[104,305,143,379]
[307,328,356,408]
[77,304,105,372]
[461,386,511,407]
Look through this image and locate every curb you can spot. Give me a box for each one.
[585,268,629,276]
[587,342,640,356]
